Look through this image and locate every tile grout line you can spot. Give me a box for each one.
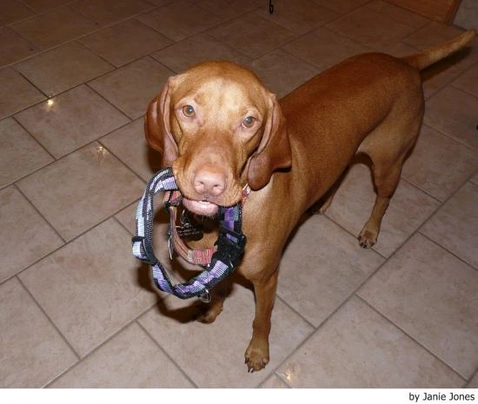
[43,303,159,388]
[135,317,199,388]
[355,294,469,385]
[267,182,476,383]
[3,4,162,69]
[15,275,82,368]
[1,198,141,287]
[449,58,478,98]
[268,244,395,386]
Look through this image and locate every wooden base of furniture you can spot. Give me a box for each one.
[387,0,462,24]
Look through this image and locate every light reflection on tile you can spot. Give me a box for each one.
[15,85,130,158]
[139,286,313,387]
[277,297,464,387]
[17,143,145,241]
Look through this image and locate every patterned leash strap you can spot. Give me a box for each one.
[132,167,247,301]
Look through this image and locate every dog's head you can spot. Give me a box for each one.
[145,61,291,216]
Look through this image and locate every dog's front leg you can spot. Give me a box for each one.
[245,271,278,372]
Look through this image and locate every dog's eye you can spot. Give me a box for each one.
[182,105,195,117]
[242,116,255,128]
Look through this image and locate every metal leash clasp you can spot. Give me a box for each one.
[199,289,211,303]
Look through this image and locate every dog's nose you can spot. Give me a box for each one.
[192,169,226,197]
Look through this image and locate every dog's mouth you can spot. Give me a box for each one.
[182,198,219,217]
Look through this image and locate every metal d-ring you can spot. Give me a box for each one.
[199,289,211,303]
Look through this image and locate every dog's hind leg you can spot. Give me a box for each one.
[357,120,421,248]
[358,159,402,248]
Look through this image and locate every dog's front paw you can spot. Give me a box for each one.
[358,228,377,248]
[192,300,223,324]
[244,341,269,372]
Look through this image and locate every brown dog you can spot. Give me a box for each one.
[144,30,475,372]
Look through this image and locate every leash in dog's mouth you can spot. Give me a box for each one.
[131,167,247,302]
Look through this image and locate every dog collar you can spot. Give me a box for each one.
[132,167,247,301]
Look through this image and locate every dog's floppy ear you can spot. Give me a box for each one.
[247,94,292,190]
[144,77,178,166]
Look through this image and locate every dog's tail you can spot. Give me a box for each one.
[403,29,475,71]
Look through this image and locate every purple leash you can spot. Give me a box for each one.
[132,167,246,301]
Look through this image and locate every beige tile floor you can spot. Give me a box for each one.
[1,0,477,389]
